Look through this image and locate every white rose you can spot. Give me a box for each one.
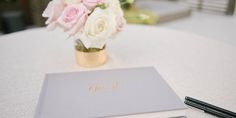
[78,8,117,49]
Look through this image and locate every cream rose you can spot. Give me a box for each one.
[106,0,123,16]
[78,8,117,48]
[83,0,105,10]
[106,0,126,32]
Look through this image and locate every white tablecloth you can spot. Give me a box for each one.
[0,25,236,118]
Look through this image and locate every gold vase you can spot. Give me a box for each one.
[75,40,107,68]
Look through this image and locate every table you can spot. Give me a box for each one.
[0,25,236,118]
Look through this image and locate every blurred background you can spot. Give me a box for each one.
[0,0,235,44]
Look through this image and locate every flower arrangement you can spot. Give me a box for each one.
[42,0,126,49]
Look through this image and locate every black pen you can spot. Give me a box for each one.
[184,100,235,118]
[185,96,236,117]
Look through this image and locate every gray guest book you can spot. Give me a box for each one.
[35,67,187,118]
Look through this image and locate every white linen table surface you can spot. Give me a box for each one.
[0,25,236,118]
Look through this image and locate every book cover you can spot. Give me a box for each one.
[35,67,186,118]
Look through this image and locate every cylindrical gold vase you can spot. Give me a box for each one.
[75,49,107,67]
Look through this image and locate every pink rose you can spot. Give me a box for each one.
[58,4,89,35]
[116,16,126,32]
[42,0,65,30]
[83,0,105,10]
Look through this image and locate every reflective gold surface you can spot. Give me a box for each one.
[75,49,107,68]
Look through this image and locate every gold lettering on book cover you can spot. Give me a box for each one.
[89,81,120,93]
